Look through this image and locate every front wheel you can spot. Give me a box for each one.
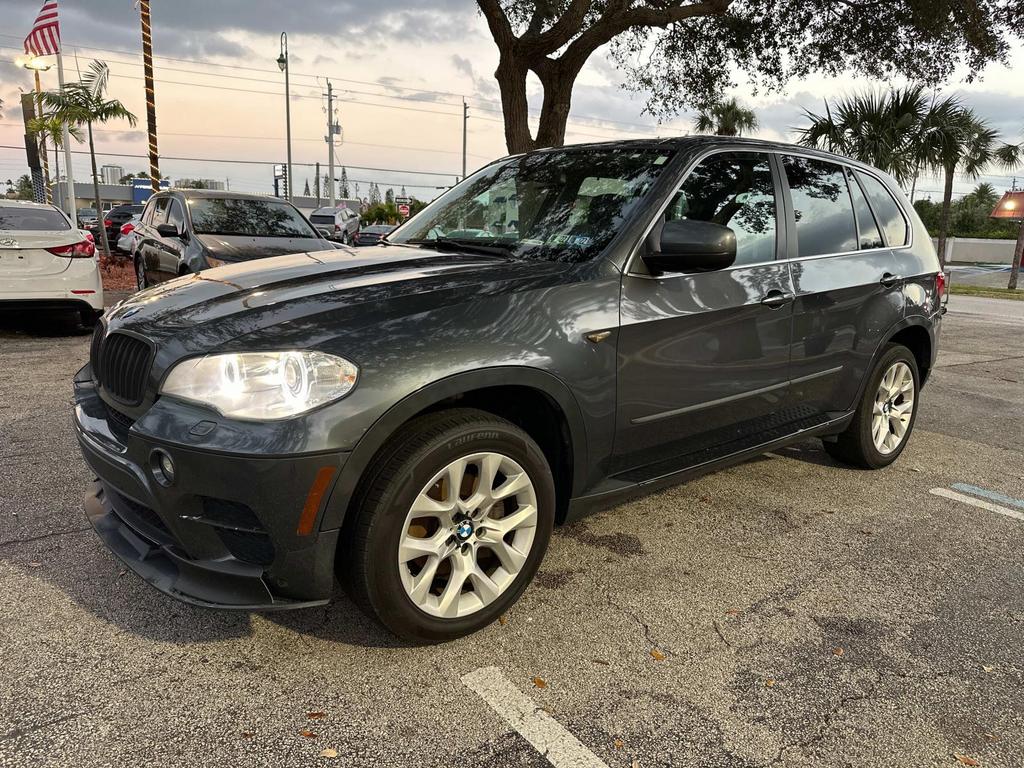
[824,343,920,469]
[340,409,555,643]
[135,256,147,291]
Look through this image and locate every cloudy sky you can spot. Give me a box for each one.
[1,0,1022,200]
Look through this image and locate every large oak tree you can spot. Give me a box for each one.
[478,1,1022,154]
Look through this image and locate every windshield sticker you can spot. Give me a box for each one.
[653,156,669,165]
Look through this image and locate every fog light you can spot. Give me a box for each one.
[151,449,176,486]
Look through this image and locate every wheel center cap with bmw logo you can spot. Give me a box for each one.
[455,520,474,540]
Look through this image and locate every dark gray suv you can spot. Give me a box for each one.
[74,137,942,642]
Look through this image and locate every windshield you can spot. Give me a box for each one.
[389,146,673,263]
[187,198,318,238]
[0,207,70,231]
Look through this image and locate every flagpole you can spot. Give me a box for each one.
[32,70,52,204]
[55,51,75,219]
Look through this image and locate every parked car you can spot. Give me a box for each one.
[1,199,103,327]
[77,207,98,229]
[131,190,335,289]
[354,224,395,246]
[75,137,942,643]
[309,206,360,244]
[116,213,143,255]
[100,204,144,247]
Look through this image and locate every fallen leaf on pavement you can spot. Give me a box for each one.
[833,647,844,657]
[724,608,740,616]
[764,679,777,688]
[241,732,254,739]
[320,748,338,759]
[981,665,994,673]
[954,755,979,766]
[498,614,508,626]
[531,677,547,689]
[307,712,326,720]
[632,760,641,768]
[650,649,666,661]
[859,528,873,535]
[300,730,317,739]
[592,658,610,666]
[613,738,624,749]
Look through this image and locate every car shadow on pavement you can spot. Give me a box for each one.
[769,438,844,468]
[0,312,93,338]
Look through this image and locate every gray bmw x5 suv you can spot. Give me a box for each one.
[74,137,942,642]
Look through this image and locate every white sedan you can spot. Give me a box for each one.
[0,199,104,327]
[116,213,143,255]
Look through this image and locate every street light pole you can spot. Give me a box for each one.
[462,98,468,181]
[277,32,293,202]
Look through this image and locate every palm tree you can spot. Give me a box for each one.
[694,98,758,137]
[26,115,83,200]
[797,88,1019,267]
[42,60,136,260]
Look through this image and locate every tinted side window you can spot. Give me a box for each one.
[847,169,884,249]
[141,199,156,224]
[783,156,857,258]
[151,197,170,225]
[166,200,185,230]
[666,151,778,266]
[857,172,909,247]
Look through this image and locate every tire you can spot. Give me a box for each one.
[135,256,147,291]
[79,308,99,330]
[340,408,555,643]
[341,232,350,245]
[824,343,920,469]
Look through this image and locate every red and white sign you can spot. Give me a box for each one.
[398,204,410,218]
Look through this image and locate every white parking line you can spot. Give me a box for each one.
[461,666,610,768]
[929,488,1024,523]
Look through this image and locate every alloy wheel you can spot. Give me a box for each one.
[397,452,538,619]
[871,361,915,455]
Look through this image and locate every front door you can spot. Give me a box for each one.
[614,150,795,479]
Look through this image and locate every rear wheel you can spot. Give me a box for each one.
[824,343,920,468]
[340,408,555,643]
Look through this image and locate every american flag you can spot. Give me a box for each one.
[23,1,61,57]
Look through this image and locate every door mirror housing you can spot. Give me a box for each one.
[156,223,184,239]
[643,219,737,274]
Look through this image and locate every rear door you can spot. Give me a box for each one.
[614,150,795,478]
[153,198,187,280]
[782,155,905,417]
[139,197,169,283]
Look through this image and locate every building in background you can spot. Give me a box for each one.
[52,178,170,214]
[100,164,126,185]
[175,178,227,190]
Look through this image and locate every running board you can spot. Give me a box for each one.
[563,411,853,524]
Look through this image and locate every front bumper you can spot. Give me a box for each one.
[74,363,347,610]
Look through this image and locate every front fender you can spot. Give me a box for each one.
[319,366,589,531]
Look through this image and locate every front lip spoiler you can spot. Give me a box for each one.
[85,480,328,612]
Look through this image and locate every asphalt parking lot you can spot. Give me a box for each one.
[1,295,1022,768]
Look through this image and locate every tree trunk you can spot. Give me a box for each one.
[935,164,955,269]
[87,121,112,262]
[1008,218,1024,291]
[534,61,581,149]
[495,56,535,154]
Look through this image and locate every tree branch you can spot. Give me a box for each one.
[477,0,516,50]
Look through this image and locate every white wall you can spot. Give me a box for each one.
[930,237,1018,264]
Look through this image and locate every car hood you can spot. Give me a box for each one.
[195,233,332,261]
[104,245,572,352]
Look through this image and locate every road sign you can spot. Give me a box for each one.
[398,203,411,218]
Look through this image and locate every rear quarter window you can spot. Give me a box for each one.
[856,172,909,247]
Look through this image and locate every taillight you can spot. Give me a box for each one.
[334,224,341,231]
[46,239,96,259]
[121,223,135,235]
[104,219,113,227]
[84,231,94,242]
[936,271,946,299]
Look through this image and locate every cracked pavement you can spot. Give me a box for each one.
[1,295,1022,768]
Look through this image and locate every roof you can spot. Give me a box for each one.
[531,135,877,174]
[161,189,286,201]
[0,198,62,209]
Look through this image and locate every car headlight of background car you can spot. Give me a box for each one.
[160,351,358,420]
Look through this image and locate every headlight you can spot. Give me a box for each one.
[160,351,358,420]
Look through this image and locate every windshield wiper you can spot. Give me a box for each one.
[408,237,515,258]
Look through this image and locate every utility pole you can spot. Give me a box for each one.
[326,79,336,208]
[139,0,161,193]
[462,98,468,181]
[277,32,293,201]
[315,160,321,207]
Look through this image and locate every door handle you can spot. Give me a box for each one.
[760,290,793,309]
[880,272,901,288]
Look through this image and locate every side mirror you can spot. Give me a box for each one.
[643,219,737,274]
[156,223,183,239]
